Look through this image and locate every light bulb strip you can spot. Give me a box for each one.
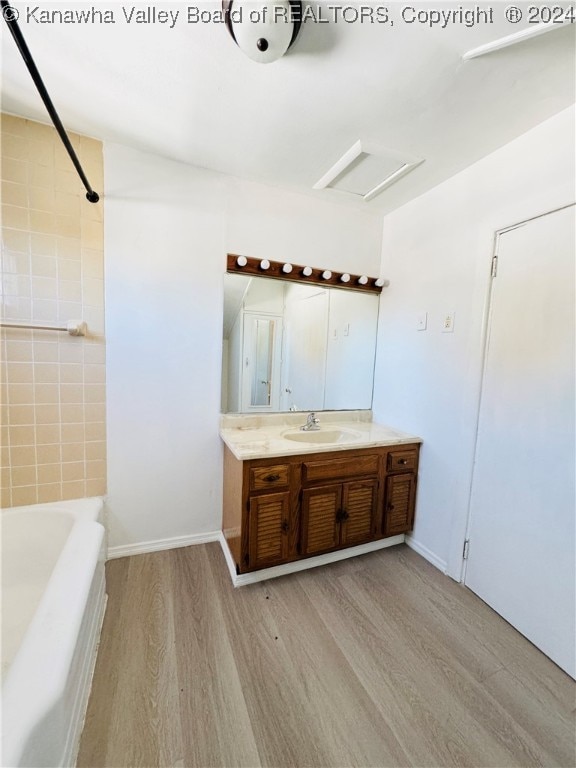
[227,253,387,294]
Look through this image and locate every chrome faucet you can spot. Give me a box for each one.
[301,412,321,431]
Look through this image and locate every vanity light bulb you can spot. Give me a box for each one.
[260,259,271,270]
[282,263,293,273]
[322,270,332,280]
[236,256,248,267]
[358,275,368,285]
[340,273,351,283]
[302,266,313,277]
[375,278,390,287]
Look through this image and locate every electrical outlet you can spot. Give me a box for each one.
[417,312,427,331]
[442,312,455,333]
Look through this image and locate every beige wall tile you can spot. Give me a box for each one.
[36,424,60,444]
[86,459,106,480]
[37,483,62,503]
[1,114,25,135]
[31,255,58,278]
[38,463,62,484]
[1,158,28,185]
[35,383,59,403]
[9,405,34,425]
[10,445,37,466]
[1,113,105,507]
[2,204,29,230]
[85,441,106,461]
[61,384,83,403]
[12,465,37,486]
[1,133,27,160]
[83,343,105,365]
[58,280,82,303]
[61,423,84,443]
[85,421,105,441]
[62,480,85,499]
[2,181,28,207]
[36,443,61,464]
[31,233,57,256]
[84,384,105,404]
[3,228,30,252]
[59,363,83,383]
[33,342,59,363]
[32,276,58,300]
[61,404,84,423]
[35,404,60,424]
[59,341,83,364]
[34,363,59,383]
[61,442,84,462]
[86,478,106,496]
[28,187,55,212]
[57,259,81,281]
[12,485,38,505]
[7,383,33,404]
[62,461,84,482]
[6,363,34,384]
[9,425,35,446]
[27,139,54,167]
[6,341,33,362]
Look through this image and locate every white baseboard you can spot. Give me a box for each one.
[405,535,448,574]
[218,532,406,587]
[107,531,221,560]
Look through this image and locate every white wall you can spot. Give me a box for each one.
[104,144,382,550]
[372,106,575,579]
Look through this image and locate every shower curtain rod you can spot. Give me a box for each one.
[1,0,100,203]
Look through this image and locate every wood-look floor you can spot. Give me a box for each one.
[78,544,575,768]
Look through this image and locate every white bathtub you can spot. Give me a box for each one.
[2,498,107,768]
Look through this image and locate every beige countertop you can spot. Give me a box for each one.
[220,411,422,461]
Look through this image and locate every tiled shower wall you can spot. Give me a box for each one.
[1,113,106,507]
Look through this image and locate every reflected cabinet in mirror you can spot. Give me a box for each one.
[221,274,380,413]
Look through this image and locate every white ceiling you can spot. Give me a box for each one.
[1,1,574,213]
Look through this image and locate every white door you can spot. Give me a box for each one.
[465,205,575,678]
[241,313,282,411]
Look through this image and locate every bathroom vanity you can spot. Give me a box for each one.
[220,413,422,584]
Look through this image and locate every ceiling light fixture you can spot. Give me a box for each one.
[223,0,302,63]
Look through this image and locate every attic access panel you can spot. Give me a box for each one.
[314,140,423,202]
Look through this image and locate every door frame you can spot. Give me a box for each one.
[458,202,575,584]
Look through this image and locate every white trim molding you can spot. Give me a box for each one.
[219,532,406,587]
[405,535,448,574]
[107,531,221,560]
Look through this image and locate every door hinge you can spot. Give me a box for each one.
[491,255,498,278]
[463,539,470,560]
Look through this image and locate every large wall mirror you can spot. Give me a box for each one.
[221,274,380,413]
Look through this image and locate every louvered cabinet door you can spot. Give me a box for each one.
[248,492,290,569]
[340,479,378,547]
[301,484,341,556]
[383,473,416,536]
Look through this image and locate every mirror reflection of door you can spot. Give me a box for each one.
[281,286,328,411]
[242,313,282,411]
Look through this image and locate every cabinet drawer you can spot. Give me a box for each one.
[387,448,418,473]
[303,454,379,484]
[250,463,290,491]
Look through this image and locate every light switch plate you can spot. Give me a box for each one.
[417,312,427,331]
[442,312,455,333]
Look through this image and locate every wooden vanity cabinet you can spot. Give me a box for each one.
[222,442,420,575]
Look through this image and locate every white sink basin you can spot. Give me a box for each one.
[282,428,361,444]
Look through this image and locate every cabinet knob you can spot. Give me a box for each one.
[281,520,289,533]
[387,503,395,511]
[398,458,408,465]
[266,474,280,482]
